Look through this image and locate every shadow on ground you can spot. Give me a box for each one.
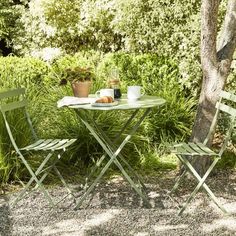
[1,169,236,236]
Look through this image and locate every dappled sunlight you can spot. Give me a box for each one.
[178,197,206,215]
[220,201,236,214]
[148,191,161,199]
[31,47,62,62]
[148,191,162,208]
[135,232,149,236]
[109,175,124,184]
[207,196,236,214]
[7,169,236,235]
[202,217,236,233]
[153,223,188,232]
[42,209,121,235]
[17,226,35,234]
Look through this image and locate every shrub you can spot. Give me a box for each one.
[10,0,202,95]
[0,52,195,183]
[7,0,234,95]
[96,53,196,169]
[0,56,50,182]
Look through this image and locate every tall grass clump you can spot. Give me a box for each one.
[97,52,196,142]
[0,52,196,183]
[0,56,50,183]
[96,52,196,168]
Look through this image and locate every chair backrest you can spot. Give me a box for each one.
[0,88,37,152]
[0,88,27,113]
[204,90,236,157]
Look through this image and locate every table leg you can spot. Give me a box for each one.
[74,109,152,209]
[84,110,140,184]
[91,119,147,191]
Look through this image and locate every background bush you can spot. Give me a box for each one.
[2,1,235,95]
[0,56,49,182]
[0,0,234,184]
[0,52,195,183]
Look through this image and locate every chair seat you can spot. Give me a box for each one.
[20,139,77,151]
[170,142,218,156]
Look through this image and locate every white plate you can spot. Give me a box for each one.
[91,101,119,107]
[57,96,96,107]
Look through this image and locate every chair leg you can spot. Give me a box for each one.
[12,153,55,207]
[34,152,77,203]
[33,151,65,190]
[177,155,227,215]
[84,154,107,189]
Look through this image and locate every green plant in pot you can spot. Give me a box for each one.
[60,66,95,97]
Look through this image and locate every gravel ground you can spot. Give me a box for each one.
[0,170,236,236]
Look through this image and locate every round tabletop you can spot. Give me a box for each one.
[69,95,166,111]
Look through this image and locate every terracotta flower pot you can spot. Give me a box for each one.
[71,81,92,97]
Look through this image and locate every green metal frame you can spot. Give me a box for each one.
[170,90,236,215]
[74,108,152,209]
[84,109,147,190]
[67,96,166,209]
[0,88,77,207]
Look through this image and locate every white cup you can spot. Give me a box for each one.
[95,88,114,100]
[127,86,144,100]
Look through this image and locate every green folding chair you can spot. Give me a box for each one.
[0,88,77,207]
[169,90,236,215]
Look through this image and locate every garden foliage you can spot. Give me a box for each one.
[0,0,26,54]
[9,0,202,94]
[0,52,195,183]
[2,1,234,94]
[0,0,234,183]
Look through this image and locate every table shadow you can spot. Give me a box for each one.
[77,181,166,209]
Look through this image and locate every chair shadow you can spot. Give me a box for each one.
[79,168,236,210]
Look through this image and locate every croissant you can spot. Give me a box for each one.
[95,96,114,103]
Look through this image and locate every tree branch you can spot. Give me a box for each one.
[217,0,236,64]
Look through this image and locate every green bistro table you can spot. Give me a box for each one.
[68,95,166,209]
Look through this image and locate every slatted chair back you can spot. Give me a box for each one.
[0,88,37,153]
[204,90,236,157]
[0,88,77,207]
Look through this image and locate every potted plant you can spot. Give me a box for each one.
[60,66,95,97]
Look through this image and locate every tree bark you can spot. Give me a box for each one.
[190,0,236,175]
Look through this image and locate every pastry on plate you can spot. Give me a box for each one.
[95,96,114,103]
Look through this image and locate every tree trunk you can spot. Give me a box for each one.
[190,0,236,175]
